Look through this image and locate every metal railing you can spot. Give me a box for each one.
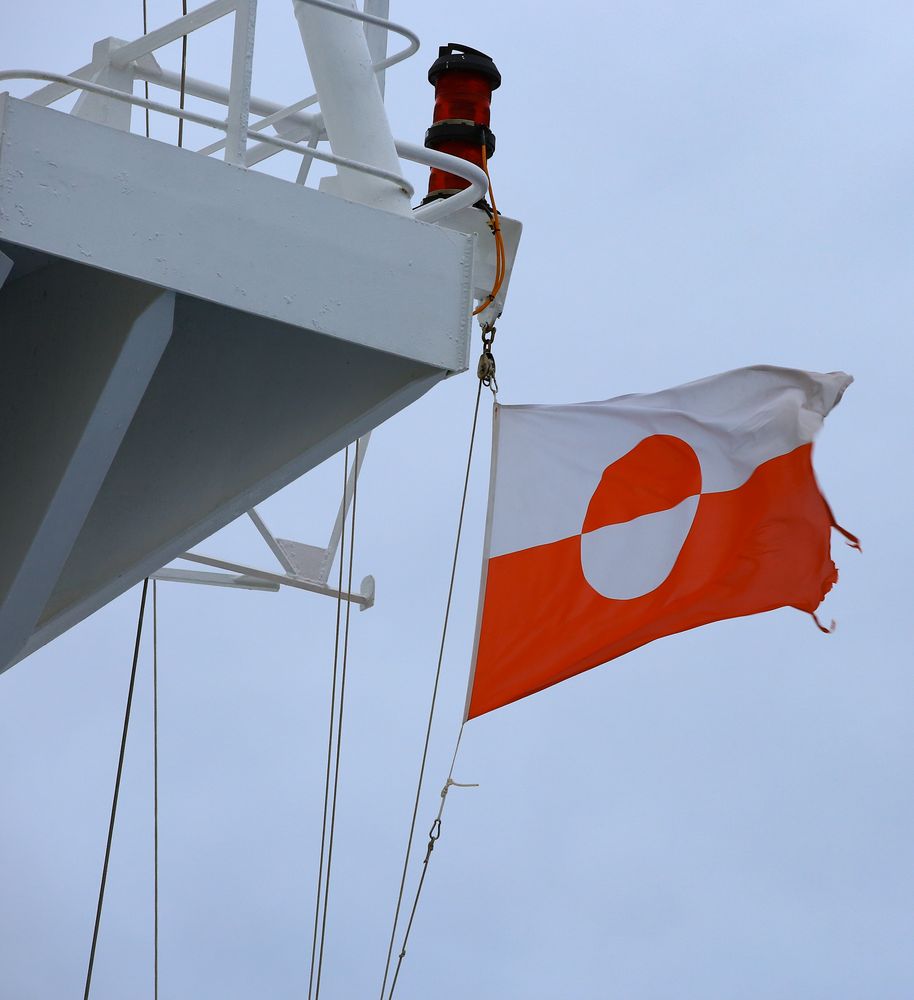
[4,0,486,223]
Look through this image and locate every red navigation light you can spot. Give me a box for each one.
[423,43,501,202]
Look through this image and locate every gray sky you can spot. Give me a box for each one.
[1,2,912,998]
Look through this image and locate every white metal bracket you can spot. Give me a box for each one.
[437,204,523,328]
[70,38,136,132]
[152,433,374,608]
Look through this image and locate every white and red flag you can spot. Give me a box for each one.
[466,366,857,720]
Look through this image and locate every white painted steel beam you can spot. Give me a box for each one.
[224,0,257,165]
[0,266,174,671]
[323,431,370,581]
[0,97,472,371]
[6,305,444,668]
[247,508,298,575]
[179,553,373,606]
[70,38,135,132]
[363,0,391,98]
[292,0,410,214]
[128,60,320,134]
[152,568,280,592]
[110,0,239,69]
[152,432,373,598]
[0,88,474,671]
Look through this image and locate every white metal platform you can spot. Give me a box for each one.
[0,0,521,674]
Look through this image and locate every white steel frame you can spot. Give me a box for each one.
[0,1,470,610]
[5,0,488,223]
[153,434,375,608]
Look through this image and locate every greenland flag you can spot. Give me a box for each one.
[466,366,856,720]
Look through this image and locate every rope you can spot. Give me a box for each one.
[177,1,189,147]
[308,445,349,1000]
[378,381,484,1000]
[153,579,159,1000]
[83,579,149,1000]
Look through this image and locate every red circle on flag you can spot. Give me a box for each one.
[581,435,702,600]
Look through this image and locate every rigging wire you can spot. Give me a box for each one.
[177,0,189,147]
[378,381,485,1000]
[307,445,350,1000]
[387,730,475,999]
[142,0,150,138]
[314,438,360,999]
[83,579,149,1000]
[153,580,159,1000]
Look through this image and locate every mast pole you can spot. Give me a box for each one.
[292,0,411,215]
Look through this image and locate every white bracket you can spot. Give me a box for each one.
[152,433,374,608]
[70,38,136,132]
[437,204,523,328]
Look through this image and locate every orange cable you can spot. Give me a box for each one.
[472,144,507,317]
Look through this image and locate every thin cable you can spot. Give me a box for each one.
[177,0,188,147]
[314,438,360,1000]
[386,726,467,999]
[307,447,349,1000]
[379,382,484,1000]
[142,1,150,138]
[472,146,506,316]
[83,579,149,1000]
[484,144,507,296]
[153,579,159,1000]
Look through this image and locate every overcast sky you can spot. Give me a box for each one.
[1,2,912,998]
